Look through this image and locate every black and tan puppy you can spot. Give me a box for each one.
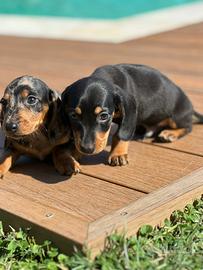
[61,64,203,166]
[0,75,80,177]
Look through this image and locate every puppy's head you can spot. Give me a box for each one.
[62,77,116,155]
[0,75,57,139]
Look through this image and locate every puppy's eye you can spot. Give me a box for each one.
[98,112,109,121]
[26,95,38,105]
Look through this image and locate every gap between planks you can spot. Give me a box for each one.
[140,140,203,158]
[81,171,149,194]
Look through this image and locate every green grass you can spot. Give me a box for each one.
[0,196,202,269]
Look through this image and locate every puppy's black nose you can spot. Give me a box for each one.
[80,143,94,154]
[6,122,18,133]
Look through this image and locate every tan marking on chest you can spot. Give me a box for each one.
[94,129,110,154]
[12,132,69,160]
[13,135,53,160]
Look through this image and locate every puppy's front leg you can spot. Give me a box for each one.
[108,136,129,166]
[52,143,81,176]
[0,148,19,178]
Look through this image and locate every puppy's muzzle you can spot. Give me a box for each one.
[79,143,94,154]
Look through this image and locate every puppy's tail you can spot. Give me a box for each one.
[192,110,203,124]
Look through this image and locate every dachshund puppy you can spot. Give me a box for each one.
[61,64,203,166]
[0,75,80,177]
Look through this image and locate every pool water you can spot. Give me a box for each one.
[0,0,202,19]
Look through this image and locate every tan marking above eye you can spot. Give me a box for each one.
[94,106,103,115]
[21,89,29,98]
[75,107,82,115]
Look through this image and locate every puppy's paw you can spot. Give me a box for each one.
[108,154,128,166]
[157,130,177,143]
[0,166,6,179]
[55,158,81,176]
[0,165,9,178]
[0,156,13,178]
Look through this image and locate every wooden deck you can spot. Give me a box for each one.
[0,22,203,256]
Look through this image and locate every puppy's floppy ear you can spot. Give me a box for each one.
[48,88,60,104]
[61,85,72,105]
[113,86,137,141]
[46,89,62,136]
[61,88,68,103]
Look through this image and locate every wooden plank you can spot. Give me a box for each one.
[86,167,203,257]
[0,208,83,254]
[124,23,203,47]
[136,33,203,48]
[0,25,202,97]
[0,158,144,250]
[125,22,203,38]
[0,38,202,76]
[187,91,203,111]
[1,36,202,68]
[0,190,87,250]
[0,30,202,91]
[1,160,143,220]
[123,40,203,57]
[81,142,203,192]
[164,73,203,92]
[0,50,202,96]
